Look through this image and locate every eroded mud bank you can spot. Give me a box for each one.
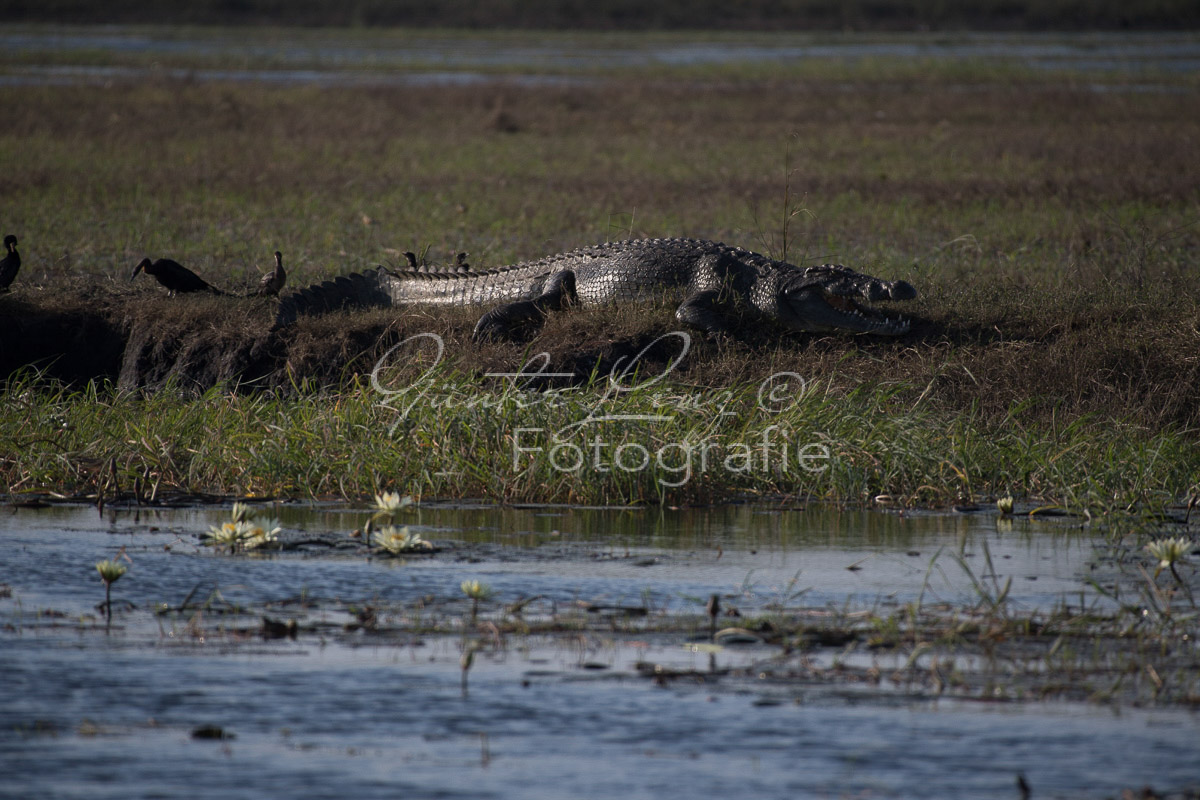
[3,280,1199,435]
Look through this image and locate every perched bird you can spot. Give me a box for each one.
[0,234,20,291]
[455,252,470,271]
[403,251,419,270]
[255,250,286,296]
[130,257,225,296]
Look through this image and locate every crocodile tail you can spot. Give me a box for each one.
[274,267,396,328]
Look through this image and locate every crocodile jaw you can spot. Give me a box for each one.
[782,286,913,336]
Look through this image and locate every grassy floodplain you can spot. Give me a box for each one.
[1,26,1199,510]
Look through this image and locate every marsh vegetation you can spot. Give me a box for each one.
[3,42,1198,509]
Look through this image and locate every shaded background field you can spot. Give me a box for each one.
[3,0,1199,30]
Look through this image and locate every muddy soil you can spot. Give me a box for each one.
[3,278,1199,432]
[0,277,829,392]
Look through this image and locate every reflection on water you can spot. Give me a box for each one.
[2,502,1090,618]
[2,502,1196,799]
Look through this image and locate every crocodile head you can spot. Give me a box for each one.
[774,263,916,336]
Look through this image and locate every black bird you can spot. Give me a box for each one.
[403,251,419,269]
[255,250,286,296]
[131,257,225,296]
[455,251,470,271]
[0,234,20,291]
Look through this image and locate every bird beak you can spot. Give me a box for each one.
[130,260,146,280]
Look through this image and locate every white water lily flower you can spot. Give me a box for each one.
[207,520,256,548]
[231,502,256,523]
[244,519,282,550]
[209,520,249,543]
[372,525,431,554]
[460,580,492,601]
[95,559,128,585]
[1145,537,1191,572]
[373,492,411,514]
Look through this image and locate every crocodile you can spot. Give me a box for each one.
[275,237,916,340]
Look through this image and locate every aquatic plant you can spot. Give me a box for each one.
[996,496,1015,516]
[461,580,493,624]
[95,559,128,584]
[208,520,255,549]
[95,558,128,625]
[705,593,721,639]
[460,643,477,697]
[374,492,412,515]
[372,525,432,555]
[230,502,255,523]
[206,506,281,553]
[365,492,414,551]
[243,518,282,550]
[1145,536,1191,583]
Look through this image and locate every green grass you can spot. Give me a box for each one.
[4,75,1196,288]
[3,368,1196,509]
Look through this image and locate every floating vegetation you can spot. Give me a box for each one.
[364,491,415,552]
[204,505,281,553]
[371,525,433,555]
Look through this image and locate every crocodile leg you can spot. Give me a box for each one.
[673,252,744,335]
[674,289,732,335]
[472,270,578,341]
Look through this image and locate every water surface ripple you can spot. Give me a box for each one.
[1,503,1196,799]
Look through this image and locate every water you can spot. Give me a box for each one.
[2,503,1090,617]
[4,28,1199,72]
[1,503,1197,799]
[2,28,1197,89]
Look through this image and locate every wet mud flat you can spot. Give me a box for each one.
[2,502,1198,799]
